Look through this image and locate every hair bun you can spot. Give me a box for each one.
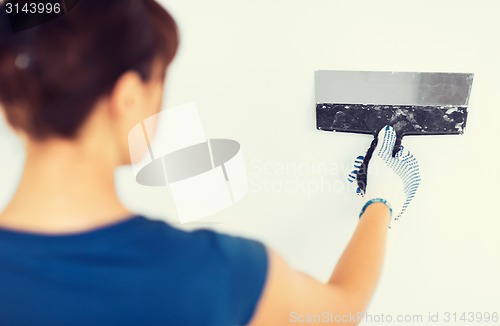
[0,0,179,140]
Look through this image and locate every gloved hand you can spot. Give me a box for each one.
[347,125,421,222]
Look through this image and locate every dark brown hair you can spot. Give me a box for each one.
[0,0,179,139]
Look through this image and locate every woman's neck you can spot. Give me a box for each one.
[0,137,131,234]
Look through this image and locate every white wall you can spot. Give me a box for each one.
[2,0,500,324]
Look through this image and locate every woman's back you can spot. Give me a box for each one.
[0,216,267,325]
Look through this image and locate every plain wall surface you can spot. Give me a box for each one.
[1,0,499,324]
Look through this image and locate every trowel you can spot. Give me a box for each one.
[315,70,474,193]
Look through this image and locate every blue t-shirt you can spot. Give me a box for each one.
[0,216,268,325]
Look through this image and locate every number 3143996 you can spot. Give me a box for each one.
[5,2,61,14]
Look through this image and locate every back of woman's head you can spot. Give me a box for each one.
[0,0,179,140]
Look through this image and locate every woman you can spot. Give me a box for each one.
[0,0,419,325]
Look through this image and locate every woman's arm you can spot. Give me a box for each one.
[249,126,420,325]
[327,202,391,313]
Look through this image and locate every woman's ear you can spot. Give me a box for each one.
[107,70,163,165]
[109,71,146,118]
[108,70,156,148]
[0,104,24,138]
[0,104,5,122]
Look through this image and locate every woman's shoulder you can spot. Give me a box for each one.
[137,215,266,256]
[137,215,267,268]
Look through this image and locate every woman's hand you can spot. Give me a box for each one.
[348,125,421,221]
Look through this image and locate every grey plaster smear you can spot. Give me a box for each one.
[316,104,468,136]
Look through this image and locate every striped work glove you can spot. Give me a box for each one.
[348,125,421,222]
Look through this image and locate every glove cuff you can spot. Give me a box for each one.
[359,198,393,219]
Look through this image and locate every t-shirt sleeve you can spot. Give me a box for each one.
[211,232,269,326]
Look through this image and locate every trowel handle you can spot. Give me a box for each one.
[356,137,377,194]
[356,132,403,194]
